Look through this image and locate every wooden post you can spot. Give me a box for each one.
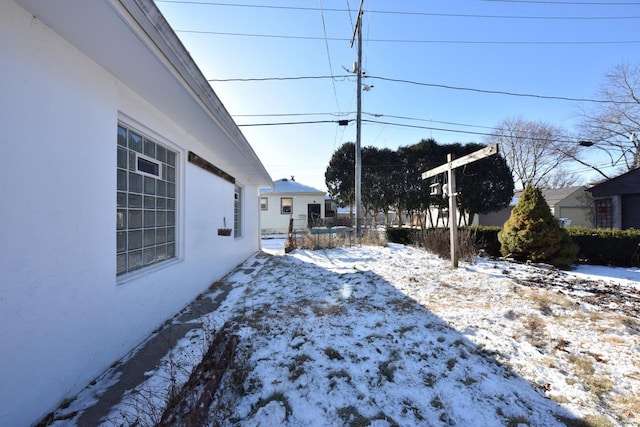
[421,144,499,269]
[285,217,294,253]
[447,154,458,268]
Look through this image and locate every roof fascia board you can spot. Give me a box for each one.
[112,0,272,185]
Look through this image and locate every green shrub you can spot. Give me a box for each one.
[463,226,502,257]
[386,227,417,245]
[498,185,578,269]
[567,227,640,267]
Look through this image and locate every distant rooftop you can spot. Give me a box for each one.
[513,186,587,206]
[260,178,325,194]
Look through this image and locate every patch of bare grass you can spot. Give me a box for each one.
[524,316,547,348]
[378,351,400,383]
[387,298,419,313]
[613,394,640,424]
[311,303,346,317]
[250,391,291,419]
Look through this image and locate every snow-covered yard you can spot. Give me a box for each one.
[51,240,640,426]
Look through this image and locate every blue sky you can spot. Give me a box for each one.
[155,0,639,192]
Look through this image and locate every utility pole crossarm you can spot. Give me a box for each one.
[421,144,499,180]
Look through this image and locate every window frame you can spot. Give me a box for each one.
[260,197,268,211]
[594,198,612,229]
[234,184,242,238]
[117,122,179,278]
[281,197,293,215]
[135,153,162,179]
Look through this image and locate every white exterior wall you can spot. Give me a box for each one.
[0,2,262,425]
[261,193,325,234]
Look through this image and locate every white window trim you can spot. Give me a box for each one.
[117,115,185,283]
[281,197,293,215]
[135,152,163,179]
[234,184,244,239]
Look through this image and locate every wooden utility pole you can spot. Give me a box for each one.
[422,144,499,268]
[351,0,364,241]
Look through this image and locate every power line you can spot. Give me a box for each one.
[234,111,352,117]
[318,0,341,110]
[483,0,640,5]
[237,119,348,127]
[234,116,592,146]
[208,75,353,82]
[366,75,638,104]
[177,29,640,45]
[207,74,632,104]
[157,1,640,19]
[233,110,586,143]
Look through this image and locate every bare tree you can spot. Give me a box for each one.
[544,168,583,189]
[484,116,579,189]
[578,61,640,175]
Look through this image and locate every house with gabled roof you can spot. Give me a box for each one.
[260,177,327,233]
[0,1,272,425]
[587,168,640,229]
[476,186,593,227]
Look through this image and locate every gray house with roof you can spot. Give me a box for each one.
[476,186,593,227]
[587,168,640,229]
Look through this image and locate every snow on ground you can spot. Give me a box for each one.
[53,239,640,426]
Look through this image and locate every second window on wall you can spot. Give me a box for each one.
[281,197,293,214]
[234,185,242,238]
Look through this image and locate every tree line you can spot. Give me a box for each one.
[324,138,514,228]
[324,60,640,228]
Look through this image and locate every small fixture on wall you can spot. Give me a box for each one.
[217,216,232,236]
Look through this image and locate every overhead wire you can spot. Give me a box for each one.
[161,0,637,160]
[207,74,632,104]
[207,75,353,82]
[482,0,640,5]
[366,75,638,104]
[157,1,640,19]
[318,0,341,110]
[234,115,597,147]
[177,29,640,45]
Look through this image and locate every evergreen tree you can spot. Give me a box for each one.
[325,142,355,208]
[498,184,578,269]
[453,142,514,224]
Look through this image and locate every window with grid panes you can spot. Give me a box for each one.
[234,185,242,238]
[594,198,612,229]
[117,124,177,275]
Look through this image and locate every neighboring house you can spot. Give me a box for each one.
[260,178,326,233]
[474,196,519,227]
[476,186,593,227]
[0,1,272,425]
[587,168,640,229]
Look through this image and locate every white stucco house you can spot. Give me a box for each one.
[0,1,272,425]
[260,178,327,233]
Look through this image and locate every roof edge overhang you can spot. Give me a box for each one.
[117,0,273,187]
[14,0,273,188]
